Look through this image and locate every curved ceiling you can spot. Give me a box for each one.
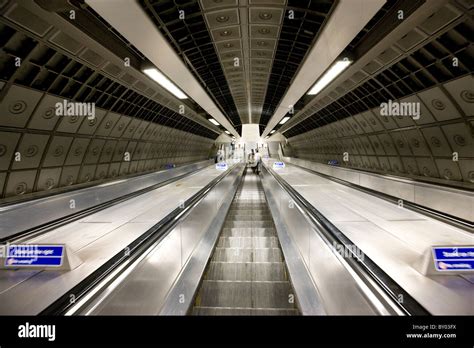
[139,0,336,134]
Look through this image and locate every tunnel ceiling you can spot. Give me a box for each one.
[139,0,336,133]
[282,1,473,138]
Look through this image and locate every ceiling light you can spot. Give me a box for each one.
[216,15,229,23]
[208,118,220,126]
[307,58,352,96]
[279,116,290,125]
[224,130,230,135]
[143,68,187,99]
[270,130,275,134]
[259,12,272,20]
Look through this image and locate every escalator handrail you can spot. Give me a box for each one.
[1,164,211,244]
[287,161,473,231]
[263,163,430,316]
[40,162,243,315]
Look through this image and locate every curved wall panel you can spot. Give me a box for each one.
[288,75,473,187]
[0,1,217,202]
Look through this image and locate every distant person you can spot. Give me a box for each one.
[247,149,255,169]
[254,149,262,174]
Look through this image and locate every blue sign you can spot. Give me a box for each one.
[216,162,228,171]
[273,161,285,169]
[432,246,474,272]
[5,245,64,268]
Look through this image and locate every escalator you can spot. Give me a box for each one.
[192,168,299,315]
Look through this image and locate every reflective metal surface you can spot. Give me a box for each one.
[0,164,225,315]
[284,157,473,222]
[80,164,244,315]
[0,160,213,240]
[269,159,474,315]
[261,165,380,315]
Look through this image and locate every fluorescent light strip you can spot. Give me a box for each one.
[307,59,352,96]
[224,130,230,135]
[208,118,220,126]
[143,68,187,99]
[279,117,290,125]
[270,130,275,134]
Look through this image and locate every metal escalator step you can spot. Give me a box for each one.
[217,236,280,248]
[226,214,272,221]
[221,227,276,237]
[212,247,283,262]
[196,280,296,309]
[228,210,271,216]
[224,220,274,228]
[192,306,298,316]
[227,209,270,216]
[205,261,287,281]
[230,203,268,209]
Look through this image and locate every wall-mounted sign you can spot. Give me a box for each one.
[216,162,228,171]
[273,161,285,169]
[432,246,474,272]
[5,245,64,268]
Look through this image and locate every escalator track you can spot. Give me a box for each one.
[193,168,299,315]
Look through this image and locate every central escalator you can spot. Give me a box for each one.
[192,168,299,315]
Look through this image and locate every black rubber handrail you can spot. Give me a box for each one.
[1,165,209,244]
[40,163,242,315]
[289,162,472,231]
[263,164,430,316]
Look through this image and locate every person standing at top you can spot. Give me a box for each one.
[254,149,262,174]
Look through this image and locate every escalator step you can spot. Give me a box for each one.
[228,209,270,215]
[205,261,288,281]
[221,227,276,237]
[227,213,272,220]
[192,306,298,316]
[212,247,283,262]
[217,236,280,248]
[196,280,297,309]
[224,220,274,228]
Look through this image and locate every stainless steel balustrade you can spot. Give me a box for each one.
[0,160,213,241]
[260,163,414,315]
[69,163,245,315]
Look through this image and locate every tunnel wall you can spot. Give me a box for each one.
[0,89,214,200]
[288,74,473,188]
[0,1,216,202]
[284,1,473,189]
